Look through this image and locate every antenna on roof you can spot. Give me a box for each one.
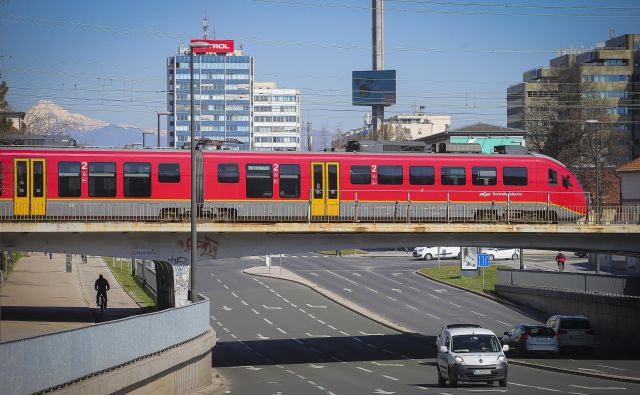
[609,27,615,39]
[202,15,209,39]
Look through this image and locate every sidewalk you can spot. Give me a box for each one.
[0,253,141,343]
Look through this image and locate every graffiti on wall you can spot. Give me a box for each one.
[177,236,218,259]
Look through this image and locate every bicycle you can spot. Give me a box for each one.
[97,293,107,314]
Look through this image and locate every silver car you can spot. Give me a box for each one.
[501,324,558,355]
[546,315,594,352]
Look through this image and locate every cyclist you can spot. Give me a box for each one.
[94,274,110,309]
[555,251,566,272]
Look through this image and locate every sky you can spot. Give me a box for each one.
[1,0,639,135]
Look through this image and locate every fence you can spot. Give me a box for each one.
[497,269,640,297]
[134,258,158,298]
[0,296,210,394]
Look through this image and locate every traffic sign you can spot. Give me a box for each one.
[477,254,490,267]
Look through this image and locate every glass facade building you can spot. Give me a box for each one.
[167,45,253,149]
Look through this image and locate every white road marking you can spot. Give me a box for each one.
[251,308,260,315]
[409,286,422,292]
[299,309,307,313]
[351,336,364,343]
[223,284,229,289]
[263,305,282,310]
[310,347,323,354]
[282,298,290,303]
[373,389,395,395]
[391,288,403,293]
[470,310,486,317]
[497,320,511,326]
[327,270,358,284]
[510,382,562,392]
[464,390,506,393]
[405,304,418,310]
[243,366,262,371]
[307,304,327,308]
[222,327,230,333]
[221,306,232,311]
[449,302,461,307]
[308,363,325,368]
[318,320,326,324]
[382,375,399,381]
[240,300,248,306]
[434,289,448,293]
[307,314,316,319]
[231,292,238,297]
[596,364,627,371]
[427,313,441,320]
[340,331,350,336]
[385,296,398,301]
[277,327,287,334]
[367,287,380,294]
[356,366,373,373]
[570,385,626,390]
[359,331,384,336]
[577,367,604,372]
[328,325,337,330]
[257,333,270,340]
[210,273,215,277]
[290,303,298,308]
[391,273,403,277]
[263,318,273,325]
[229,333,237,339]
[306,332,330,337]
[343,288,353,292]
[353,272,361,277]
[372,361,404,367]
[428,293,440,299]
[310,272,318,276]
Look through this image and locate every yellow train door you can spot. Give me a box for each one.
[13,158,47,216]
[310,162,339,217]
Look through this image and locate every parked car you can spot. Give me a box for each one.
[436,327,509,387]
[481,248,519,261]
[574,251,588,258]
[436,323,482,348]
[500,324,559,356]
[413,246,461,261]
[546,315,594,352]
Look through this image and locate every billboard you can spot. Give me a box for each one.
[460,247,478,271]
[352,70,396,106]
[190,39,235,54]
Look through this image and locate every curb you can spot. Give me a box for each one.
[415,270,640,384]
[242,267,414,335]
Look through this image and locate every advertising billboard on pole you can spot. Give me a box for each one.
[352,70,396,106]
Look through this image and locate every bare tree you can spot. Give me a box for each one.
[377,122,411,141]
[24,104,81,135]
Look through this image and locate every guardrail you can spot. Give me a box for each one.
[497,269,640,297]
[134,258,158,298]
[0,296,210,394]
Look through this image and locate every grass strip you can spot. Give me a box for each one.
[418,264,509,293]
[104,257,156,308]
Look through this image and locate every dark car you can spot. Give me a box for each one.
[574,251,588,258]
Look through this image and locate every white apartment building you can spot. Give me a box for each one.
[253,82,301,151]
[385,112,451,140]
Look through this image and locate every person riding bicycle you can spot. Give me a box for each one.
[94,274,110,308]
[555,251,566,271]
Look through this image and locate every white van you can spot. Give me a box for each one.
[436,327,509,387]
[412,246,461,261]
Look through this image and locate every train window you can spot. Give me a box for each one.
[562,175,573,188]
[89,162,116,197]
[350,165,371,184]
[16,161,27,197]
[280,164,300,198]
[246,164,273,198]
[548,169,558,186]
[441,167,466,186]
[378,165,403,185]
[472,167,497,186]
[124,162,151,197]
[503,167,528,186]
[313,163,323,198]
[158,163,180,183]
[58,162,81,197]
[218,163,239,183]
[328,164,338,199]
[409,166,434,185]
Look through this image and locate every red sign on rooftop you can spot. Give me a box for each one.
[190,39,234,54]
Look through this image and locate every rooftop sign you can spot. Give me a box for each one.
[190,39,235,54]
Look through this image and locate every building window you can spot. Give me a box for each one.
[378,165,403,185]
[246,164,272,198]
[409,166,434,185]
[89,162,116,197]
[503,167,528,186]
[218,163,239,183]
[350,165,371,185]
[158,163,180,183]
[58,162,81,197]
[124,162,151,197]
[548,169,557,186]
[441,167,466,186]
[472,167,497,186]
[279,164,300,198]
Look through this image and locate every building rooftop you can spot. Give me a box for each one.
[448,122,524,134]
[617,158,640,173]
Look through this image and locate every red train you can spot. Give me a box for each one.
[0,146,587,222]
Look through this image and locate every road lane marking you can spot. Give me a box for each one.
[216,278,222,283]
[351,336,364,343]
[263,305,282,310]
[318,320,326,324]
[470,310,485,317]
[229,333,237,339]
[359,331,384,336]
[391,288,403,293]
[310,347,323,354]
[385,296,398,301]
[510,382,563,392]
[449,302,461,307]
[343,288,353,292]
[570,385,626,390]
[405,304,418,310]
[428,293,440,299]
[577,367,604,372]
[307,304,327,308]
[310,272,318,276]
[356,367,373,373]
[353,272,361,277]
[294,339,304,344]
[306,333,330,337]
[409,286,422,292]
[366,343,378,348]
[464,390,506,393]
[308,364,325,369]
[221,306,232,311]
[277,327,287,334]
[372,361,404,367]
[328,325,337,330]
[231,292,238,297]
[223,284,229,289]
[327,270,358,284]
[382,375,399,381]
[365,287,379,293]
[251,308,260,315]
[373,389,396,394]
[340,331,350,336]
[263,318,273,325]
[240,300,248,306]
[497,320,511,326]
[596,364,627,371]
[307,314,316,319]
[427,313,441,320]
[257,333,269,340]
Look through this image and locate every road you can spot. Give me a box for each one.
[199,254,640,394]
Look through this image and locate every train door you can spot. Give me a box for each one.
[13,158,47,216]
[311,162,340,217]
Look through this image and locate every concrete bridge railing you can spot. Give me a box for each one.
[0,297,212,394]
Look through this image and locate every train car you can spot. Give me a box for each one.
[0,147,587,222]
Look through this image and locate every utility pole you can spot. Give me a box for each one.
[306,121,313,151]
[371,0,384,140]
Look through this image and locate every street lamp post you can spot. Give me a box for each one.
[156,112,171,147]
[188,41,210,302]
[585,119,600,274]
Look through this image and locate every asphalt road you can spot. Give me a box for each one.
[199,254,640,394]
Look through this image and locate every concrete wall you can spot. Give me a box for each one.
[495,284,640,341]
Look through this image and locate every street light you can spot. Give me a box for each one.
[156,111,171,147]
[188,40,211,302]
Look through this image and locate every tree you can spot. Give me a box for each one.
[377,122,411,141]
[24,102,80,135]
[0,74,14,134]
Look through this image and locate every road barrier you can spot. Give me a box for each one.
[497,269,640,297]
[0,296,211,394]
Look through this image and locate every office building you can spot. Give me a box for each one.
[507,33,639,162]
[253,82,301,151]
[167,39,253,149]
